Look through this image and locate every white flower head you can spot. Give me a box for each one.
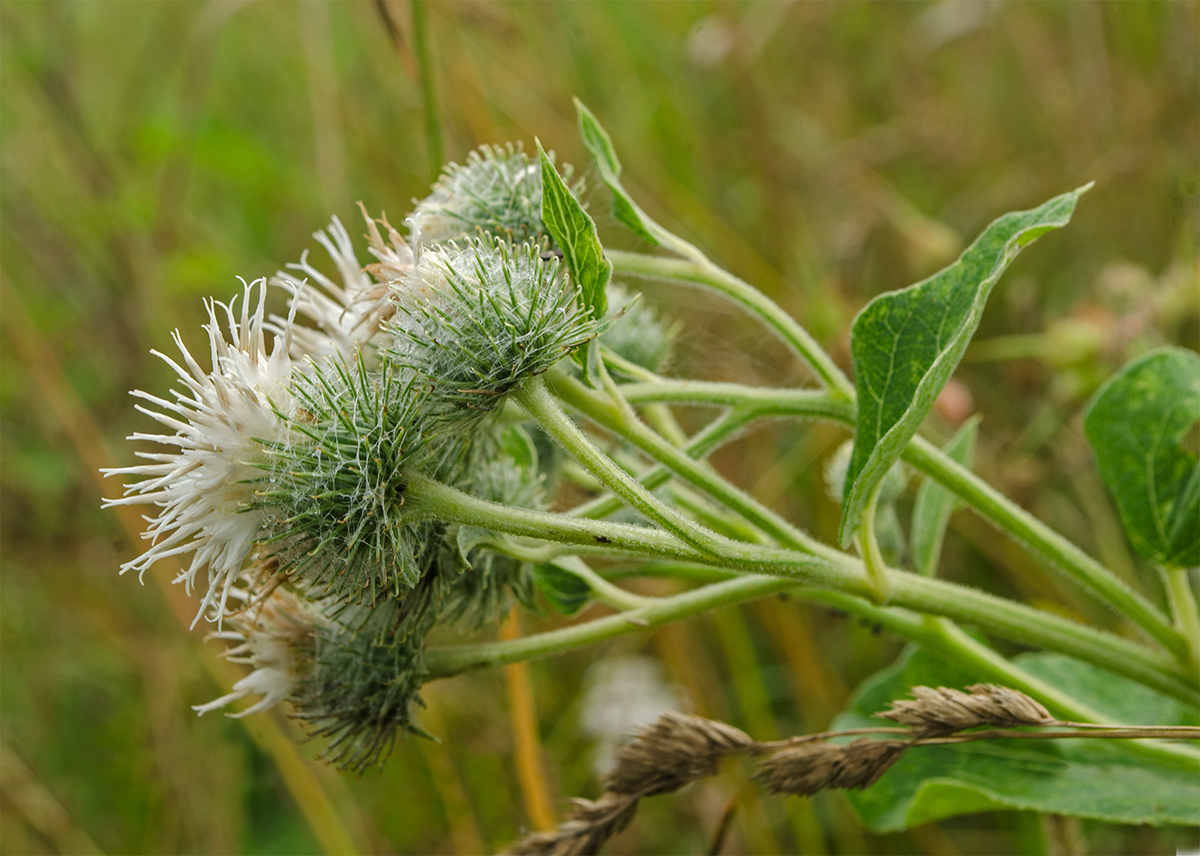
[193,580,317,718]
[270,207,410,360]
[103,278,296,626]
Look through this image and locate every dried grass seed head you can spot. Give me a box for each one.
[756,739,908,797]
[605,711,752,797]
[878,684,1055,737]
[508,794,639,856]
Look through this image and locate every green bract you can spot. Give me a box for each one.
[410,143,577,248]
[258,357,428,602]
[385,239,598,418]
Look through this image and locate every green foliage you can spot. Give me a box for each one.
[839,186,1091,546]
[1084,348,1200,568]
[537,140,611,318]
[836,646,1200,833]
[574,98,659,246]
[910,417,979,576]
[535,559,593,616]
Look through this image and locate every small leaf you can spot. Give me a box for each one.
[839,185,1091,546]
[499,424,538,471]
[574,98,660,245]
[910,416,979,576]
[1083,347,1200,569]
[836,646,1200,832]
[535,560,593,615]
[538,140,610,318]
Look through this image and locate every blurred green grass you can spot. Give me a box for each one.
[1,2,1197,854]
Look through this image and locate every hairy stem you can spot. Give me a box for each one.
[607,249,853,396]
[405,476,1198,705]
[514,376,727,555]
[611,376,1188,661]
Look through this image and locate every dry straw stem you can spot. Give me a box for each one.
[878,683,1056,737]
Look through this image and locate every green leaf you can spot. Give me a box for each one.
[538,140,610,318]
[574,98,660,245]
[839,185,1091,546]
[910,416,979,576]
[535,560,593,615]
[835,646,1200,833]
[1083,348,1200,569]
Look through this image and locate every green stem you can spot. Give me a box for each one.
[514,376,727,555]
[607,249,853,397]
[1163,567,1200,667]
[856,482,894,604]
[613,376,1188,661]
[903,437,1188,662]
[404,476,1198,705]
[550,370,834,558]
[568,406,757,522]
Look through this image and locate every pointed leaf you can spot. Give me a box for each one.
[839,185,1091,546]
[538,139,610,317]
[910,416,979,576]
[1083,347,1200,568]
[574,98,660,245]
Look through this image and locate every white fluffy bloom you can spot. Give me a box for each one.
[194,582,315,718]
[103,279,296,626]
[270,207,410,360]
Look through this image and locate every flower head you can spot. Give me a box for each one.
[409,143,578,249]
[104,279,296,625]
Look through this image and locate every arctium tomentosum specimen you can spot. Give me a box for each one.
[386,238,599,419]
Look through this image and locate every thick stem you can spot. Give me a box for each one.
[549,370,835,558]
[514,376,728,556]
[607,249,854,397]
[405,475,1198,705]
[857,482,894,604]
[903,437,1187,661]
[614,377,1188,661]
[1163,566,1200,667]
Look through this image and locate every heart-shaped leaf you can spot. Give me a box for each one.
[839,185,1090,546]
[1083,347,1200,569]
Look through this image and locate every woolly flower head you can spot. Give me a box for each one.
[408,142,579,249]
[194,578,318,718]
[385,239,598,419]
[270,206,412,360]
[255,355,430,604]
[104,280,297,625]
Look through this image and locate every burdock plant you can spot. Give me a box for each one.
[107,100,1199,846]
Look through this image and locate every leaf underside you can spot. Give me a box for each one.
[1084,347,1200,568]
[836,646,1200,832]
[839,185,1091,546]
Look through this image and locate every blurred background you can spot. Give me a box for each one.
[1,2,1197,854]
